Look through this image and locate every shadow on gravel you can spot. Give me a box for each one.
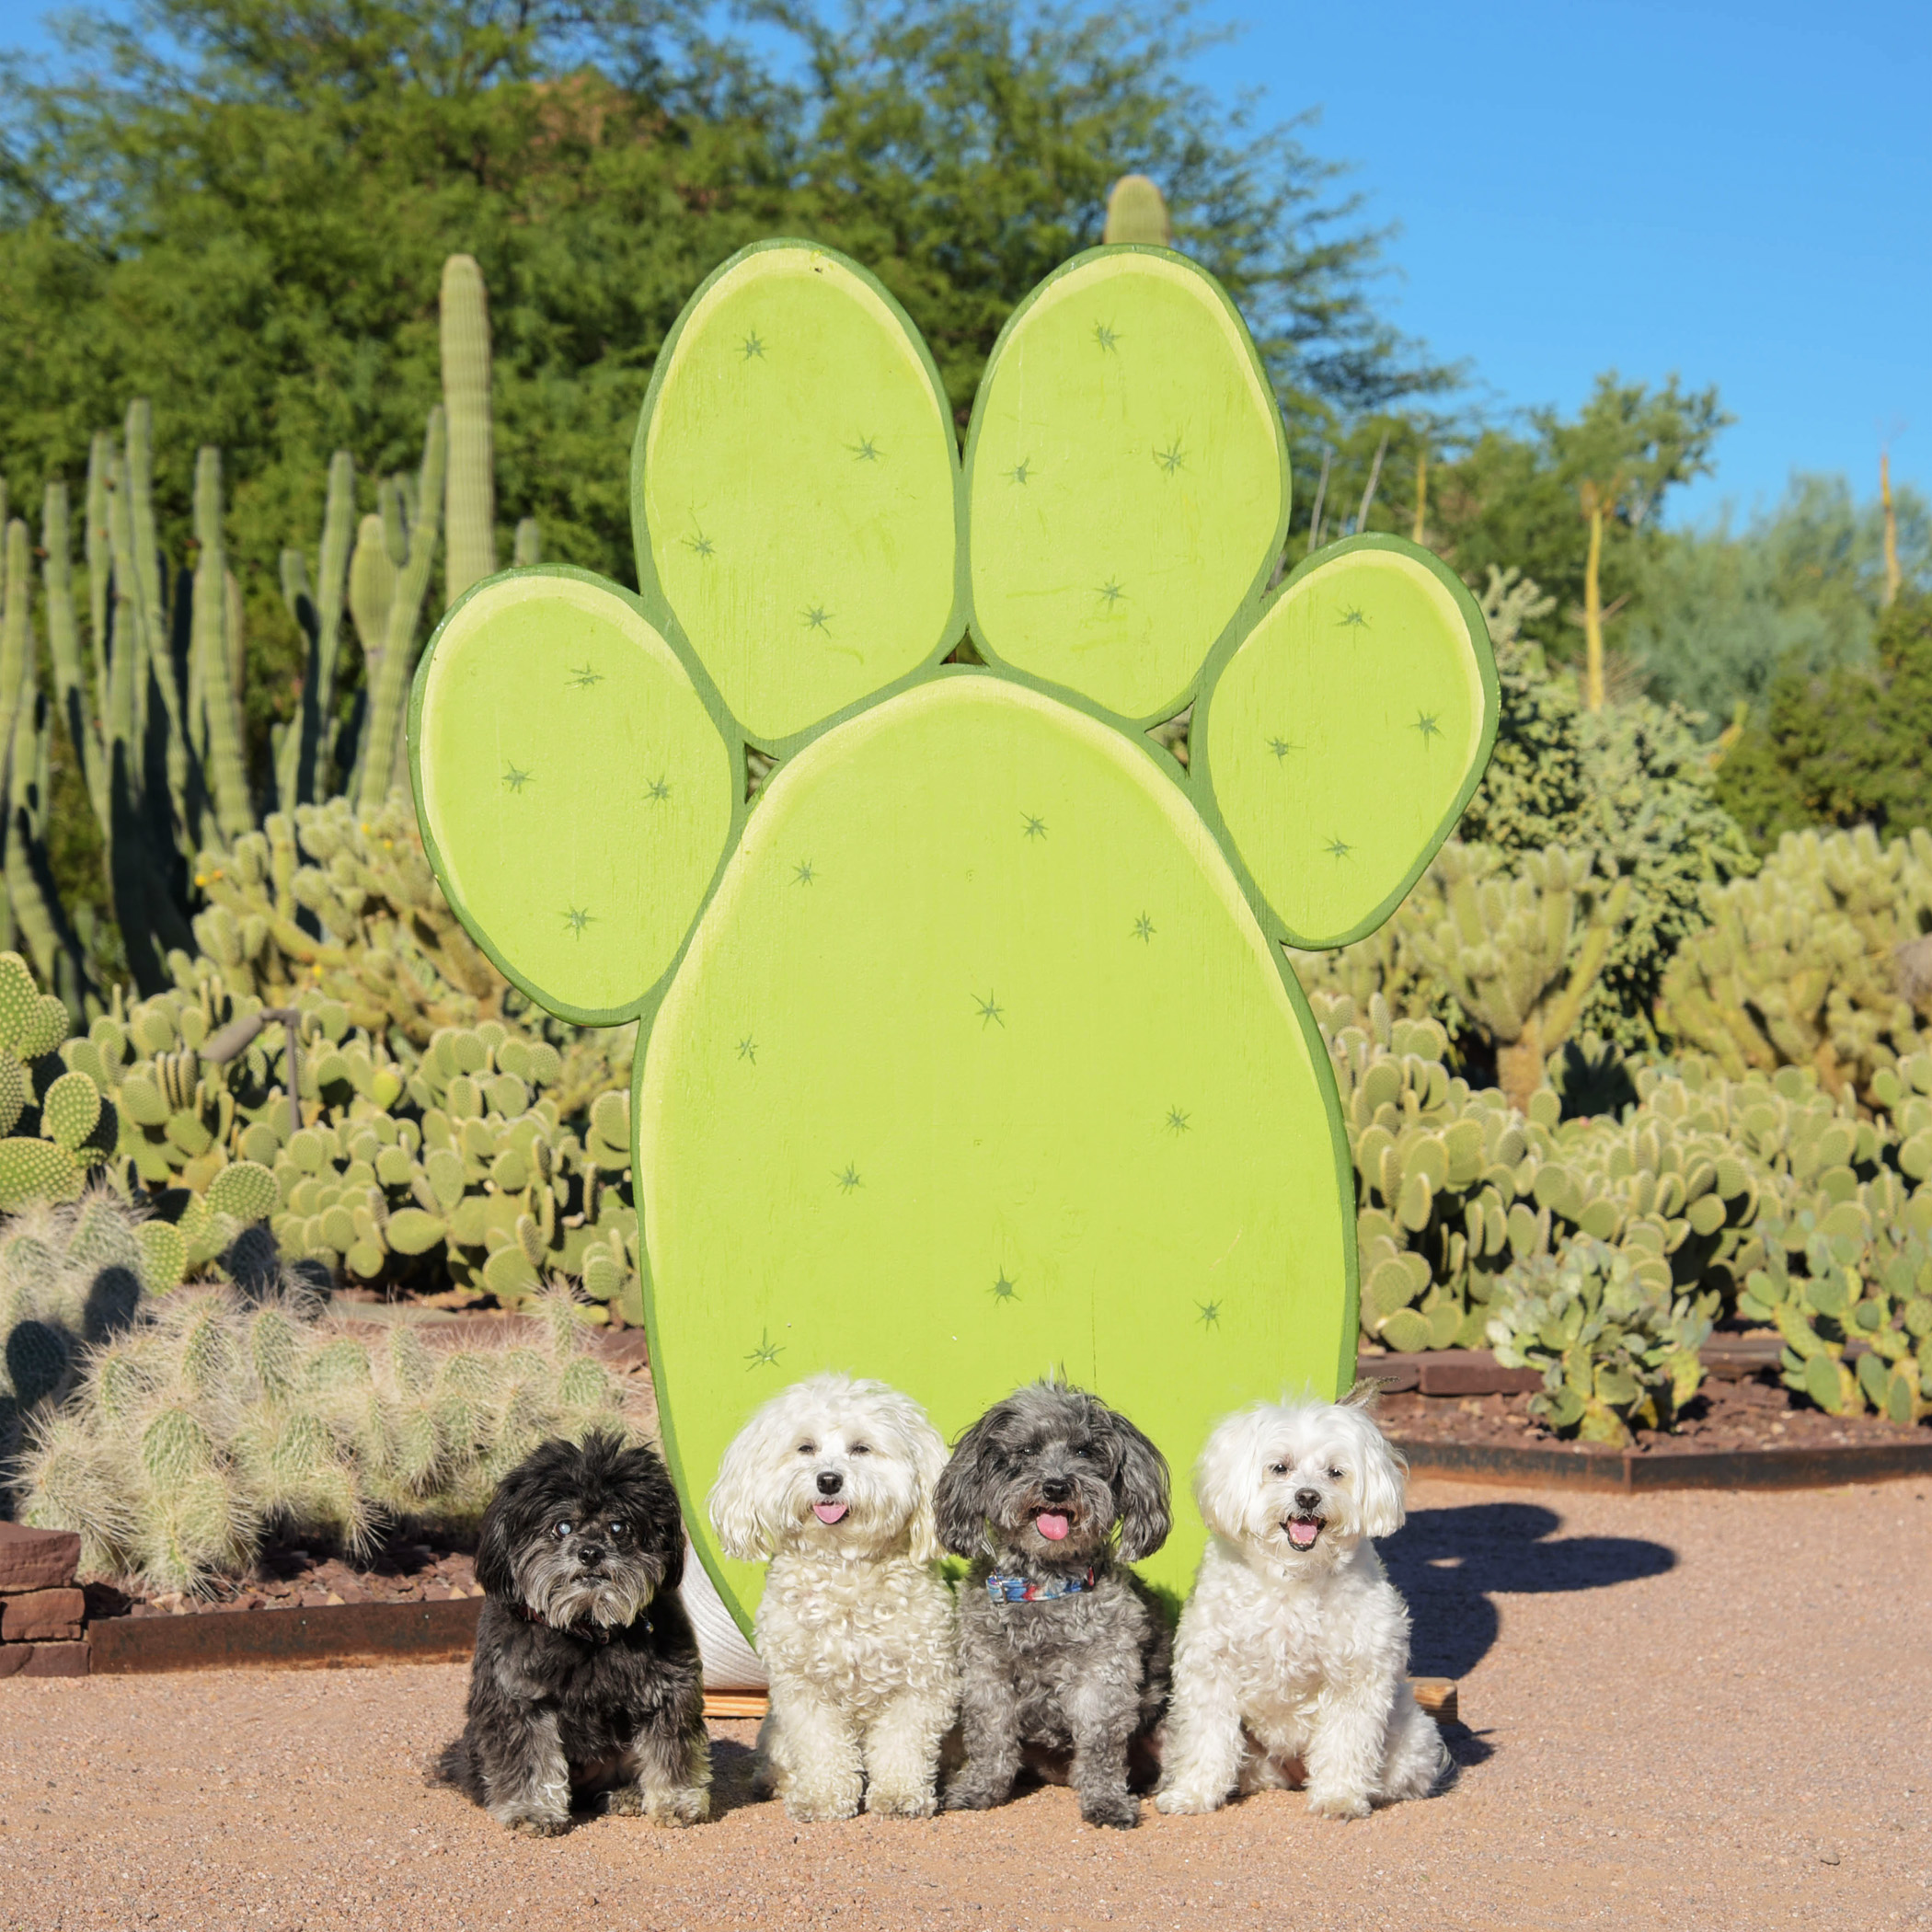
[1386,1501,1677,1680]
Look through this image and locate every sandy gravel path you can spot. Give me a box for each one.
[2,1476,1927,1932]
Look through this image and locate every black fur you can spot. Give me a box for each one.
[431,1432,710,1834]
[933,1383,1173,1829]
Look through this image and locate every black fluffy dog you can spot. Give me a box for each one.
[432,1431,710,1834]
[933,1382,1173,1829]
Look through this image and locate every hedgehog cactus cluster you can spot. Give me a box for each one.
[1487,1237,1714,1446]
[1657,825,1932,1099]
[20,1282,633,1593]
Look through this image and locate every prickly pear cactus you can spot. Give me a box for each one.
[409,240,1499,1617]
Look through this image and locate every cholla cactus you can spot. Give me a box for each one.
[20,1282,633,1593]
[1488,1238,1713,1446]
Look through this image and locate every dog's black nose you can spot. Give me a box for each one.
[1294,1488,1322,1513]
[577,1541,607,1569]
[816,1470,844,1497]
[1041,1477,1072,1503]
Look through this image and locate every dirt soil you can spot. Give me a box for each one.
[1380,1374,1928,1456]
[4,1474,1927,1931]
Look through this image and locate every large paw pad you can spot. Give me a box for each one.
[409,239,1496,1618]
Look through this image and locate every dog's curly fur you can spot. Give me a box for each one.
[709,1374,958,1822]
[933,1382,1172,1830]
[1156,1397,1450,1821]
[431,1431,710,1834]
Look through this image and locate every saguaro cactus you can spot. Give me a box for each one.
[441,255,497,607]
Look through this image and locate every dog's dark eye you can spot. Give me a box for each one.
[1268,1462,1288,1477]
[553,1520,573,1539]
[796,1441,816,1456]
[849,1443,871,1455]
[608,1520,629,1540]
[1328,1467,1344,1480]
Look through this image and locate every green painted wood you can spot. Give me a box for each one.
[1195,536,1500,950]
[963,247,1289,728]
[409,238,1492,1640]
[411,569,740,1026]
[637,673,1352,1618]
[631,241,964,753]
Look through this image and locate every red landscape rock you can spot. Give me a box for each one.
[0,1522,80,1593]
[20,1642,89,1677]
[0,1587,86,1643]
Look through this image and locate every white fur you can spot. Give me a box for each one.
[1156,1397,1449,1822]
[707,1374,959,1821]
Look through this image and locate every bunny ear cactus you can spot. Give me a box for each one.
[409,238,1499,1623]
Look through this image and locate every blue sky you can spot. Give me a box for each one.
[7,1,1926,527]
[1186,0,1931,526]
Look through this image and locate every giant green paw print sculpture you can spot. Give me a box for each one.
[409,240,1497,1622]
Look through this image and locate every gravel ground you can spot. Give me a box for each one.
[3,1475,1927,1932]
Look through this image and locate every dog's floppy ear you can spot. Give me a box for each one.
[896,1400,950,1567]
[1351,1409,1408,1541]
[708,1402,783,1562]
[1104,1407,1172,1563]
[607,1433,687,1593]
[931,1409,1001,1558]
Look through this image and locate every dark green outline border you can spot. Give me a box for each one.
[958,242,1293,734]
[1190,533,1501,953]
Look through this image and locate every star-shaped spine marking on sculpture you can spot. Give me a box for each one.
[738,1037,756,1064]
[1323,834,1352,860]
[502,764,532,792]
[741,331,766,360]
[684,528,716,559]
[1006,458,1034,486]
[835,1162,862,1193]
[974,991,1006,1029]
[1133,913,1155,943]
[1267,736,1298,762]
[1098,580,1126,610]
[1154,441,1185,477]
[567,663,604,689]
[563,906,593,938]
[745,1328,783,1369]
[1412,710,1442,743]
[802,604,833,632]
[849,436,881,462]
[991,1271,1018,1305]
[1093,322,1120,351]
[1196,1299,1222,1328]
[793,859,816,886]
[1337,605,1369,630]
[647,776,672,802]
[1166,1105,1190,1134]
[1021,814,1047,840]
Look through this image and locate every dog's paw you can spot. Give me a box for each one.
[1155,1785,1225,1817]
[786,1788,863,1824]
[1079,1791,1142,1831]
[1305,1788,1372,1822]
[648,1785,712,1828]
[942,1777,1006,1813]
[603,1784,646,1817]
[507,1816,571,1838]
[866,1783,938,1820]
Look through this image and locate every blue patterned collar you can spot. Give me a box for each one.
[986,1567,1098,1604]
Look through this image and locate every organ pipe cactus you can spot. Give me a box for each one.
[441,255,498,608]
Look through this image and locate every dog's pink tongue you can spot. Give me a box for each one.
[1289,1519,1319,1549]
[812,1501,848,1524]
[1035,1512,1070,1542]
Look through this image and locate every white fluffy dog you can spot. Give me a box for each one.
[1156,1396,1450,1821]
[708,1374,959,1822]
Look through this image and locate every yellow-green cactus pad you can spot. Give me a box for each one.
[638,676,1351,1616]
[412,570,738,1023]
[1198,537,1499,949]
[965,248,1288,725]
[634,242,962,750]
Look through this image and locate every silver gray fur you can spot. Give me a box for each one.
[933,1382,1173,1830]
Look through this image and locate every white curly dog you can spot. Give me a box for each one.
[1156,1396,1450,1820]
[708,1373,959,1821]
